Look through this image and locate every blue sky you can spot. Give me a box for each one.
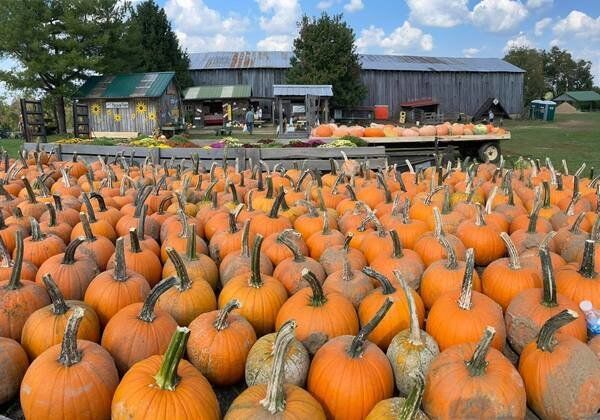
[1,0,599,97]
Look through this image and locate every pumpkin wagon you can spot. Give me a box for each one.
[1,147,600,419]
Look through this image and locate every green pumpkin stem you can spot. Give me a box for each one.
[52,194,63,212]
[89,192,108,212]
[42,274,69,315]
[113,237,128,282]
[321,211,331,235]
[438,234,458,270]
[81,193,98,223]
[185,224,199,261]
[261,319,298,414]
[536,309,578,352]
[58,306,85,366]
[277,230,305,262]
[457,248,475,310]
[500,232,521,270]
[345,184,358,201]
[474,203,486,226]
[399,373,426,420]
[129,228,142,253]
[433,207,445,238]
[249,235,265,287]
[166,247,192,291]
[7,230,24,290]
[394,271,421,345]
[527,203,541,234]
[153,326,190,390]
[542,181,551,208]
[138,276,178,323]
[568,212,586,234]
[348,298,392,358]
[21,176,38,204]
[302,268,327,307]
[269,189,285,219]
[465,326,496,376]
[390,230,404,258]
[539,247,558,307]
[79,212,96,242]
[578,239,597,279]
[137,204,149,241]
[62,237,85,265]
[362,267,397,295]
[214,299,241,331]
[45,203,58,227]
[343,232,353,252]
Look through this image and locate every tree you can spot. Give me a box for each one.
[111,0,192,90]
[287,13,366,108]
[543,47,593,94]
[0,96,20,132]
[504,47,546,104]
[0,0,129,134]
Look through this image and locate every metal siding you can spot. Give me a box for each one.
[189,51,294,70]
[183,84,252,100]
[273,85,333,96]
[189,68,287,98]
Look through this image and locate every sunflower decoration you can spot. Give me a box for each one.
[147,112,156,121]
[106,109,112,116]
[135,102,147,114]
[131,113,137,120]
[113,113,122,123]
[90,103,102,116]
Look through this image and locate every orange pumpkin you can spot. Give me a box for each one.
[556,239,600,307]
[0,337,28,405]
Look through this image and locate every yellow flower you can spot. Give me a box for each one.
[148,112,156,121]
[114,114,122,122]
[131,113,136,120]
[106,109,112,116]
[90,103,101,115]
[136,102,147,114]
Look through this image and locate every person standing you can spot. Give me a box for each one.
[488,109,494,124]
[245,107,255,134]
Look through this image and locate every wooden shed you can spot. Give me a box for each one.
[553,91,600,112]
[75,71,182,136]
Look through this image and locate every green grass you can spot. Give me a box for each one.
[502,112,600,173]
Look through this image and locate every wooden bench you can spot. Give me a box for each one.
[91,131,139,139]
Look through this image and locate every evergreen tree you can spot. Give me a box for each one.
[287,13,366,108]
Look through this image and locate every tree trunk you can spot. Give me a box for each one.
[55,95,67,134]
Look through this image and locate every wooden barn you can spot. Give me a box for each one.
[75,71,182,136]
[188,51,525,120]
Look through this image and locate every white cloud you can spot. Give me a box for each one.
[175,31,247,52]
[256,35,295,51]
[553,10,600,40]
[526,0,552,8]
[344,0,363,12]
[317,0,334,9]
[258,0,301,34]
[357,22,433,54]
[463,48,481,57]
[471,0,528,32]
[503,32,534,53]
[406,0,469,28]
[534,17,552,36]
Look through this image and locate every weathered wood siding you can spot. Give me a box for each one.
[189,69,287,98]
[80,81,182,136]
[360,70,524,118]
[189,68,524,118]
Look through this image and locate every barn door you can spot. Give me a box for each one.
[305,94,319,128]
[19,99,47,143]
[73,102,90,139]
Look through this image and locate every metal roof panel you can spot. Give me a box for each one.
[273,85,333,97]
[76,72,175,99]
[183,84,252,100]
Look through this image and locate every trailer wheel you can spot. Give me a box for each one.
[478,142,500,163]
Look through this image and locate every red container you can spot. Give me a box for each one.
[374,105,389,120]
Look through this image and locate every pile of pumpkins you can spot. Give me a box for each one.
[312,121,508,138]
[1,148,600,419]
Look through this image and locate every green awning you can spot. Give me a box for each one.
[183,85,252,100]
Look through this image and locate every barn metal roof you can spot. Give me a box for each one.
[188,51,524,73]
[76,72,175,99]
[554,91,600,102]
[273,85,333,97]
[183,85,252,100]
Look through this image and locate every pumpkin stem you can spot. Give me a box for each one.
[568,212,585,234]
[44,202,58,227]
[214,299,241,331]
[348,298,392,358]
[343,232,353,252]
[237,220,251,258]
[500,232,521,270]
[539,231,557,251]
[277,230,304,262]
[399,373,425,420]
[345,184,358,201]
[176,208,190,239]
[527,203,541,234]
[433,207,445,238]
[321,210,331,235]
[129,228,142,253]
[269,189,285,219]
[89,192,108,212]
[394,271,422,345]
[260,319,297,414]
[400,198,411,224]
[7,230,24,290]
[465,326,496,377]
[228,210,240,234]
[298,200,319,218]
[0,236,11,267]
[302,268,327,307]
[113,237,128,282]
[153,326,190,391]
[29,217,45,241]
[21,176,38,203]
[474,203,486,226]
[265,176,274,200]
[542,181,552,208]
[578,239,597,279]
[134,186,152,218]
[79,212,96,242]
[294,170,310,193]
[424,186,444,206]
[166,247,192,291]
[341,253,354,282]
[438,234,458,270]
[539,247,558,307]
[376,173,392,204]
[249,235,265,288]
[485,186,498,214]
[138,276,178,323]
[136,204,149,241]
[81,193,98,223]
[62,237,85,265]
[390,229,404,258]
[158,195,173,215]
[58,306,85,366]
[536,309,578,352]
[457,248,475,310]
[362,267,397,295]
[42,274,69,315]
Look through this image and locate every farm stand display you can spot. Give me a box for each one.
[2,147,600,418]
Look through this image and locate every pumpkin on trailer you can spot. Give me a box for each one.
[227,319,325,419]
[519,310,600,419]
[21,217,66,268]
[187,299,256,386]
[0,337,28,405]
[423,326,526,419]
[323,252,373,308]
[556,239,600,307]
[112,327,220,420]
[307,299,395,420]
[366,373,428,420]
[20,307,119,420]
[74,212,115,271]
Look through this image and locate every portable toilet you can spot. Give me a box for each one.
[530,100,556,121]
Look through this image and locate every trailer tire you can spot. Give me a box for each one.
[478,142,500,163]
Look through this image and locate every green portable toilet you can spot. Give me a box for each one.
[530,100,556,121]
[543,100,556,121]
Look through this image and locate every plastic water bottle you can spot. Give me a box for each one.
[579,300,600,336]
